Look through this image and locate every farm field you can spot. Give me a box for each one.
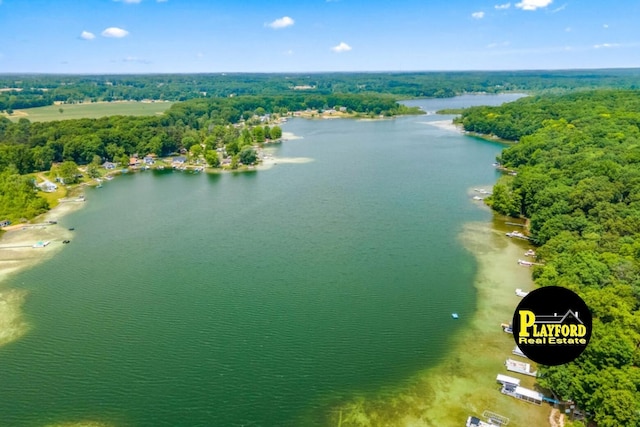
[3,101,173,122]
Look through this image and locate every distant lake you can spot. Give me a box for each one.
[0,94,523,426]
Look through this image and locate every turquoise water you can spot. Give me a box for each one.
[0,95,522,426]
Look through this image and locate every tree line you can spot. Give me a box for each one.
[461,89,640,426]
[2,69,640,112]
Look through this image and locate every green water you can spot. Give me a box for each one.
[0,95,522,427]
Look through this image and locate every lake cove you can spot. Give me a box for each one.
[0,94,539,426]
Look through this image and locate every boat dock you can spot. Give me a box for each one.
[496,374,543,405]
[466,416,500,427]
[505,358,537,377]
[505,231,530,240]
[500,322,513,334]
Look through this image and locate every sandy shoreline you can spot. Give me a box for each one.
[331,216,548,426]
[421,119,464,133]
[0,200,86,347]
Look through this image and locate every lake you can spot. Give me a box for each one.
[0,94,523,426]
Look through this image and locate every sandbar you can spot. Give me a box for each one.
[421,119,464,133]
[0,199,86,347]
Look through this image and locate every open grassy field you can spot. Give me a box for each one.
[3,101,174,122]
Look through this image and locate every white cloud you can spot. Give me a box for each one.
[331,42,352,53]
[515,0,553,11]
[80,31,95,40]
[472,11,485,19]
[114,0,142,3]
[196,52,204,59]
[266,16,294,29]
[603,24,609,29]
[565,27,572,32]
[102,27,130,38]
[594,43,620,49]
[283,49,294,56]
[495,3,511,9]
[551,3,566,13]
[157,0,168,2]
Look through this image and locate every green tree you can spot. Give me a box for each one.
[252,126,265,143]
[270,126,283,140]
[230,155,239,170]
[190,143,203,158]
[205,150,220,168]
[58,161,80,184]
[118,154,130,167]
[239,146,257,165]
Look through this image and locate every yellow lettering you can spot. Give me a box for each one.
[519,310,535,337]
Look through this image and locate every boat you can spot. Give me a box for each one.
[466,416,500,427]
[32,241,50,248]
[518,259,534,267]
[524,249,536,257]
[501,322,513,333]
[62,240,70,244]
[68,227,75,231]
[452,313,459,319]
[506,231,528,239]
[515,288,529,297]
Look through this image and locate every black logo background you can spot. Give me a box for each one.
[512,286,592,366]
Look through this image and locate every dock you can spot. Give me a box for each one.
[506,231,530,240]
[496,374,543,405]
[466,416,500,427]
[505,358,537,377]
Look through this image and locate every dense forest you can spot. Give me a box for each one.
[461,89,640,426]
[2,69,640,112]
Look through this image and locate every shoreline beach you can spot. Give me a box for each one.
[329,216,548,426]
[0,200,86,348]
[420,119,464,133]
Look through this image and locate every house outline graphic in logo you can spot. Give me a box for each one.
[534,310,584,325]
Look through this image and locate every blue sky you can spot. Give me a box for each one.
[0,0,638,73]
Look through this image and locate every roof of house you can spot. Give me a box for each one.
[514,386,544,401]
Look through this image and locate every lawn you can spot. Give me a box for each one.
[4,101,174,122]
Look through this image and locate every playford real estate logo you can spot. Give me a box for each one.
[512,286,592,365]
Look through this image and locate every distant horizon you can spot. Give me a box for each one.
[1,66,640,77]
[1,0,638,74]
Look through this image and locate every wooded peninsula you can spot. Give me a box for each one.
[1,71,640,426]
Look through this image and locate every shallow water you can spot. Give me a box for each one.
[0,94,523,427]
